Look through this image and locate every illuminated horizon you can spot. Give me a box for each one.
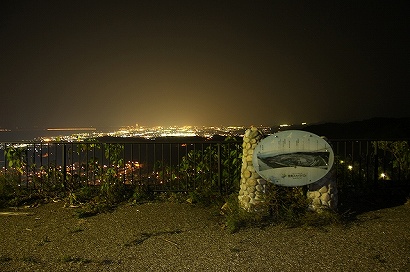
[47,128,97,131]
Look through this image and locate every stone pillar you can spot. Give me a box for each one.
[307,167,338,212]
[238,126,265,211]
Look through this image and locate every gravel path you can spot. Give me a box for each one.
[1,201,410,272]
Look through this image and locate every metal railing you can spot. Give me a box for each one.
[331,139,410,190]
[0,140,242,194]
[0,139,409,194]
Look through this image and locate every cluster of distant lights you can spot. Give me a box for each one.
[38,125,270,142]
[279,122,307,128]
[2,124,311,142]
[1,155,391,183]
[2,160,144,186]
[340,160,389,180]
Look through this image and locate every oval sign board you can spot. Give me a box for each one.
[252,130,334,187]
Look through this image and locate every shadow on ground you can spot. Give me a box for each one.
[338,183,410,217]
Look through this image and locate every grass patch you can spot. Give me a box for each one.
[222,194,269,233]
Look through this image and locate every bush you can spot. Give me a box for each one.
[222,183,343,233]
[222,194,268,233]
[264,183,309,223]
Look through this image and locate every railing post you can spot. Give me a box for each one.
[217,143,222,194]
[3,143,7,175]
[373,141,378,187]
[25,147,29,189]
[62,144,67,189]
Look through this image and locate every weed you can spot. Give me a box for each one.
[37,236,51,246]
[22,256,40,263]
[222,194,268,233]
[71,186,99,204]
[300,209,342,228]
[156,192,189,203]
[132,185,152,203]
[100,259,115,265]
[0,256,12,263]
[69,227,84,233]
[222,183,345,233]
[373,253,387,264]
[124,229,183,247]
[263,184,309,223]
[188,188,224,207]
[74,201,113,218]
[229,247,241,253]
[124,233,151,246]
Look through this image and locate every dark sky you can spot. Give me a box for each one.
[1,0,409,129]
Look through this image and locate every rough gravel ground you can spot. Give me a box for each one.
[1,200,410,272]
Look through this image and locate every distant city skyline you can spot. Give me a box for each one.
[1,122,308,142]
[1,1,409,129]
[1,116,409,142]
[0,120,312,131]
[0,123,274,142]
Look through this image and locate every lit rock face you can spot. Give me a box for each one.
[238,127,265,211]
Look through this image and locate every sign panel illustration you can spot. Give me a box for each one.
[252,130,334,187]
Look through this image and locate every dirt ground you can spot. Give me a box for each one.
[1,199,410,272]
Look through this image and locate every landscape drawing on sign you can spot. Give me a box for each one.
[257,151,331,171]
[253,130,334,187]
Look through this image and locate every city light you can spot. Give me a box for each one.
[380,173,390,180]
[37,125,272,142]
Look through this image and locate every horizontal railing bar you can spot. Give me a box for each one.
[0,138,409,196]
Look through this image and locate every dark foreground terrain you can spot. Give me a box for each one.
[1,200,410,272]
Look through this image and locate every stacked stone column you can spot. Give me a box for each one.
[238,127,266,211]
[307,167,338,212]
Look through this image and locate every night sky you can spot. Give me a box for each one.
[1,0,409,130]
